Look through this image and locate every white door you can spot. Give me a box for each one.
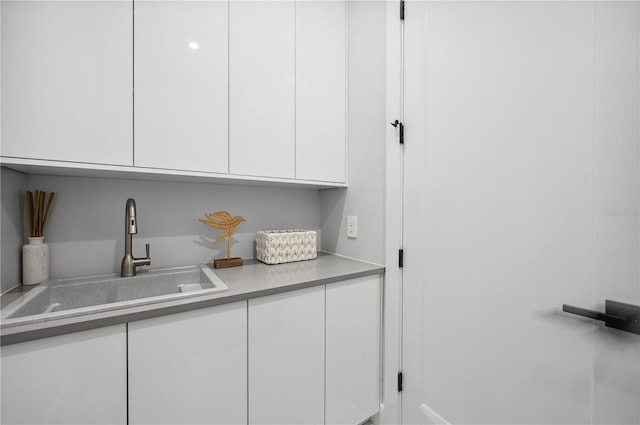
[402,2,639,424]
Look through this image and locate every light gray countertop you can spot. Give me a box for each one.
[0,253,384,346]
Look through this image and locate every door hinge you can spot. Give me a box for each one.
[400,0,405,20]
[399,249,404,268]
[398,372,403,392]
[391,120,404,144]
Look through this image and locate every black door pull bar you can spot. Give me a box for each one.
[562,300,640,335]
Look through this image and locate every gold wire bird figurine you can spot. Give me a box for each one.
[199,211,246,268]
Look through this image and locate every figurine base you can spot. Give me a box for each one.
[214,257,243,269]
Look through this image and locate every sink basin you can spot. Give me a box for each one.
[1,265,228,327]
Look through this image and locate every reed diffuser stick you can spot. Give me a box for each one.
[26,190,55,238]
[26,191,33,236]
[34,191,39,236]
[38,191,44,238]
[42,192,55,236]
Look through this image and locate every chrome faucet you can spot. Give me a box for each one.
[121,198,151,277]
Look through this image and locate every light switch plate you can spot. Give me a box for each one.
[347,216,357,238]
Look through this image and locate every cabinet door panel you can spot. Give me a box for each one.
[326,276,381,425]
[1,325,127,425]
[128,302,247,425]
[229,0,295,179]
[296,1,347,183]
[1,0,132,165]
[248,286,324,425]
[134,0,228,173]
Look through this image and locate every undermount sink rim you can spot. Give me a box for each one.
[0,265,228,328]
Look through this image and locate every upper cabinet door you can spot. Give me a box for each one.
[134,0,229,173]
[229,1,295,179]
[295,1,347,183]
[1,0,132,166]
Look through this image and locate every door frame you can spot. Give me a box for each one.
[381,1,404,424]
[381,2,640,425]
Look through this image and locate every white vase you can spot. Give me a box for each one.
[22,237,49,285]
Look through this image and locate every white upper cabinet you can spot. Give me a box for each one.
[1,0,348,187]
[229,1,296,179]
[1,0,132,166]
[134,0,228,173]
[296,1,347,183]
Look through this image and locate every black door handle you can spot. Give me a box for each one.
[562,300,640,335]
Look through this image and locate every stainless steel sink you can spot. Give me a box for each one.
[1,265,228,327]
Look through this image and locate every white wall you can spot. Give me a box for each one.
[320,0,386,266]
[1,171,321,285]
[1,167,27,293]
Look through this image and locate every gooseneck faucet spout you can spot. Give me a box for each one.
[121,198,151,277]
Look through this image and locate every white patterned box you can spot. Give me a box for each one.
[256,229,317,265]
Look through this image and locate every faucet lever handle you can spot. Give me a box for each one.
[145,243,150,258]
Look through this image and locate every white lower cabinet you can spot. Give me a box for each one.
[0,275,380,425]
[128,301,247,425]
[248,278,381,425]
[248,285,325,425]
[0,325,127,425]
[326,275,381,425]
